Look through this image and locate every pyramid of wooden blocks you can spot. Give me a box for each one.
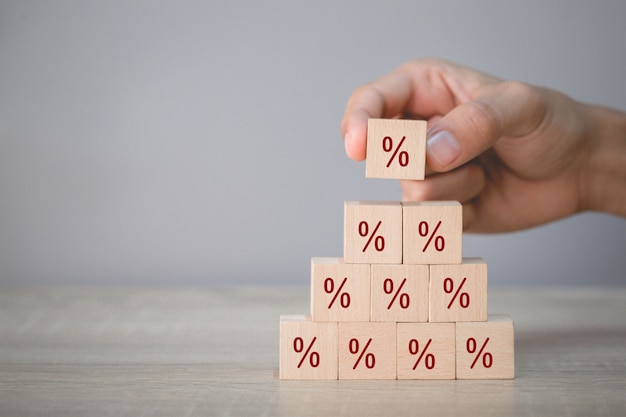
[279,118,515,380]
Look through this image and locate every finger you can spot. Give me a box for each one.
[401,163,486,203]
[341,69,414,161]
[340,60,466,160]
[426,81,547,172]
[341,59,497,162]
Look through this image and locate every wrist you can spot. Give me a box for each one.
[580,103,626,217]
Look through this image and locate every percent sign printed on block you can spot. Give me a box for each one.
[429,258,488,322]
[397,323,456,379]
[324,277,350,309]
[349,337,375,369]
[370,264,429,322]
[344,201,402,264]
[279,316,338,380]
[338,322,396,379]
[293,336,319,368]
[456,315,515,379]
[366,118,427,180]
[403,201,462,265]
[409,338,435,370]
[310,258,370,322]
[466,337,492,369]
[385,278,409,310]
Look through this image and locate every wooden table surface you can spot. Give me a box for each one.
[1,286,625,416]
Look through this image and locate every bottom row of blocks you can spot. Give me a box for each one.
[280,314,514,380]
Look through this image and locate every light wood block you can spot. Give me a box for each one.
[344,201,402,264]
[279,315,338,380]
[310,257,370,322]
[338,321,397,379]
[456,314,515,379]
[370,264,429,322]
[365,118,427,180]
[402,201,462,265]
[429,257,488,322]
[397,323,456,379]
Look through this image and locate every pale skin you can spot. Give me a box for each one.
[341,59,626,233]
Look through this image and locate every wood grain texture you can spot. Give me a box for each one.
[397,322,456,379]
[456,314,514,379]
[310,257,370,322]
[338,321,396,379]
[1,286,626,416]
[402,201,462,265]
[344,201,403,264]
[365,118,427,180]
[429,257,488,322]
[370,264,429,322]
[279,315,338,379]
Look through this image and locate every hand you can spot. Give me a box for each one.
[341,59,626,232]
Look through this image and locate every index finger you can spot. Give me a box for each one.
[340,69,414,161]
[340,59,492,161]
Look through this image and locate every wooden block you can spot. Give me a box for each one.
[402,201,462,265]
[310,257,370,322]
[456,314,515,379]
[370,264,429,322]
[365,118,427,180]
[338,321,396,379]
[279,315,338,380]
[344,201,402,264]
[397,323,456,379]
[429,257,488,322]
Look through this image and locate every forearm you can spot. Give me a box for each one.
[580,103,626,217]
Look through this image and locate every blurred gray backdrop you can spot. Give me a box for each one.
[1,0,625,287]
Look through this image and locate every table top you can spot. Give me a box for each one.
[1,285,625,416]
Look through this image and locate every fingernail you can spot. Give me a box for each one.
[344,131,353,156]
[426,130,461,167]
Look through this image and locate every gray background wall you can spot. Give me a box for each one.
[1,0,625,287]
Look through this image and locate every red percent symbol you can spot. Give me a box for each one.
[349,338,375,370]
[383,136,409,168]
[324,277,350,309]
[293,336,319,368]
[466,337,493,369]
[383,277,409,309]
[418,220,445,252]
[358,220,385,253]
[443,277,470,309]
[408,338,435,370]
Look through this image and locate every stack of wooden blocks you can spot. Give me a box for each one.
[280,119,515,380]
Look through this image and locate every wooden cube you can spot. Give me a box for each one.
[456,314,515,379]
[429,257,488,322]
[310,257,370,322]
[279,315,338,380]
[365,118,427,180]
[344,201,402,264]
[338,321,396,379]
[402,201,462,265]
[397,323,456,379]
[370,264,429,322]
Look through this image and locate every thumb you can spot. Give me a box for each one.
[425,81,545,172]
